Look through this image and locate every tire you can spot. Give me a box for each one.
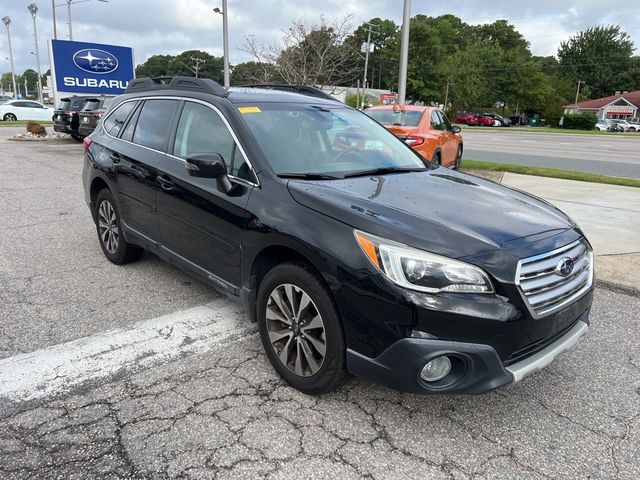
[432,152,441,166]
[257,261,346,395]
[94,189,143,264]
[3,113,17,122]
[454,145,462,170]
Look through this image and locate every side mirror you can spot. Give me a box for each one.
[452,126,461,133]
[185,153,234,194]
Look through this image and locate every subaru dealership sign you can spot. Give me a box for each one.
[50,39,134,95]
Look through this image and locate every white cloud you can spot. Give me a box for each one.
[0,0,638,75]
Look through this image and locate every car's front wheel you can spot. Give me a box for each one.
[94,189,143,264]
[3,113,17,122]
[257,262,346,394]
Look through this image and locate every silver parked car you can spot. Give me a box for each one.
[609,119,638,132]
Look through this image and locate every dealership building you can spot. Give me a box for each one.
[564,90,640,119]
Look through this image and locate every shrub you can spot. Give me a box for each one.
[559,113,597,130]
[26,122,46,136]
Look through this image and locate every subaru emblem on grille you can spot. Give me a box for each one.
[556,257,574,277]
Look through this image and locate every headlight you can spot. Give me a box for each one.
[354,230,494,294]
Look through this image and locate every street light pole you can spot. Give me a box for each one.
[397,0,411,106]
[1,17,17,99]
[28,4,44,103]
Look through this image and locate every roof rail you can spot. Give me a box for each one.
[239,84,336,101]
[125,76,228,97]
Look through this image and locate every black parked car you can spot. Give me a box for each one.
[83,76,594,395]
[54,95,91,141]
[483,112,512,127]
[78,96,113,138]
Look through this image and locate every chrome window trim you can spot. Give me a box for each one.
[102,96,259,188]
[514,239,594,319]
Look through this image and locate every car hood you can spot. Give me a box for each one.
[287,169,573,259]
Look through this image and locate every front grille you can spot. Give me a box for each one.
[516,239,593,317]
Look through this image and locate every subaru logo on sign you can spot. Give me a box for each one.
[556,257,574,277]
[73,49,119,74]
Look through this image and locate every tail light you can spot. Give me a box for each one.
[83,136,92,154]
[403,135,425,147]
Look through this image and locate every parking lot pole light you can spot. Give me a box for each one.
[66,0,73,40]
[1,16,17,99]
[28,4,44,103]
[214,2,230,88]
[397,0,411,106]
[51,0,57,39]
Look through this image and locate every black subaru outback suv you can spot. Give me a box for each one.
[82,76,593,395]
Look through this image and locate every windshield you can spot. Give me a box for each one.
[365,109,423,127]
[239,104,427,177]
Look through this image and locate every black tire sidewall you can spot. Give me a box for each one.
[95,189,136,264]
[257,262,345,395]
[4,114,17,121]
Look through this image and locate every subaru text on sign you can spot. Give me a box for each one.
[49,39,135,96]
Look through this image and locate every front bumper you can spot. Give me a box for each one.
[346,310,590,395]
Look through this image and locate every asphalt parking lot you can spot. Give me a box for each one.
[1,126,639,479]
[463,129,640,178]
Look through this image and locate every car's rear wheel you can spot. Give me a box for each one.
[257,262,346,395]
[432,152,441,166]
[95,189,143,264]
[3,113,17,122]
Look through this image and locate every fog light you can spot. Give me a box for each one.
[420,356,452,382]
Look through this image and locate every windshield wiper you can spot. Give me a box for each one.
[278,173,339,180]
[342,167,425,178]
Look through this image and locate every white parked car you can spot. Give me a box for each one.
[0,100,54,122]
[609,119,637,132]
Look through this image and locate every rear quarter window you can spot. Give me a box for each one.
[103,101,137,137]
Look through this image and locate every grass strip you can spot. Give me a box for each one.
[0,121,55,127]
[462,159,640,188]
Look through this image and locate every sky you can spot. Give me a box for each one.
[0,0,639,75]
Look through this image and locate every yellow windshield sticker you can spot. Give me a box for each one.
[238,106,261,113]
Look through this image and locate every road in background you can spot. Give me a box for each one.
[462,129,640,179]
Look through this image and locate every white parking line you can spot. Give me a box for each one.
[0,300,254,405]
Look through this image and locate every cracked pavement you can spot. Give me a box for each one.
[0,127,639,479]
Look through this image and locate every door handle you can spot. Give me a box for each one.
[156,175,175,191]
[109,152,121,164]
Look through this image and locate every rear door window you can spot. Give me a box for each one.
[431,111,445,131]
[132,99,179,152]
[103,101,137,137]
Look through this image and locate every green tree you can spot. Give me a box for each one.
[135,54,173,77]
[558,25,635,99]
[167,50,225,82]
[22,69,39,97]
[230,61,280,85]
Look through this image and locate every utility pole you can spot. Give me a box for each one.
[1,17,17,99]
[397,0,411,106]
[574,80,584,111]
[361,23,376,109]
[51,0,57,39]
[191,57,206,78]
[443,81,451,111]
[28,4,44,103]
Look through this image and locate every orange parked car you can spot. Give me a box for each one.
[366,105,463,169]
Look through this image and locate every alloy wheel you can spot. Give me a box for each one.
[266,283,326,377]
[98,200,119,254]
[4,114,17,122]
